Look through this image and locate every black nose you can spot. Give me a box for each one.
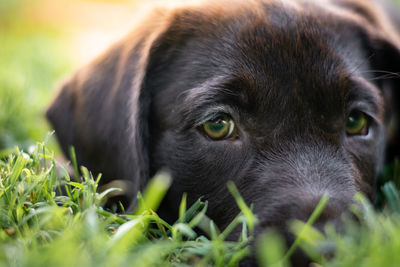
[281,193,357,242]
[290,194,346,225]
[275,194,355,267]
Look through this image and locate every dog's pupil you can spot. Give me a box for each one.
[203,116,231,139]
[346,111,367,135]
[208,119,226,132]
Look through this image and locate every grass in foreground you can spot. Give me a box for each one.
[0,138,253,267]
[1,138,400,267]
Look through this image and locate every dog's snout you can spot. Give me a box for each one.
[286,189,359,233]
[258,193,355,267]
[290,194,345,224]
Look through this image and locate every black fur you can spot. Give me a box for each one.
[47,0,400,265]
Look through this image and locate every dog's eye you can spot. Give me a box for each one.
[346,110,368,136]
[203,114,236,140]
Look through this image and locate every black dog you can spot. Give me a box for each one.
[47,0,400,265]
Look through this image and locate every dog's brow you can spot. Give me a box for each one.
[177,76,244,120]
[347,77,383,117]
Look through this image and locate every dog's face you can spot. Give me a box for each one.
[47,0,400,264]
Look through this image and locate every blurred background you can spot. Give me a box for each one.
[0,0,147,154]
[1,0,400,155]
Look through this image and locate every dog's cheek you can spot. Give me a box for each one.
[151,130,251,198]
[344,125,386,198]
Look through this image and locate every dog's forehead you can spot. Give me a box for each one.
[179,3,364,116]
[231,16,348,116]
[154,1,384,131]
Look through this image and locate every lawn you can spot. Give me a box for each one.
[1,0,400,266]
[1,137,400,266]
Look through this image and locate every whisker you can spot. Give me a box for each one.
[347,54,375,77]
[359,70,400,77]
[358,69,400,81]
[368,74,400,81]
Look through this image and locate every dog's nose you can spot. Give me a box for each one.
[280,194,354,267]
[288,194,352,229]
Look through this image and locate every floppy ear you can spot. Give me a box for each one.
[364,23,400,162]
[340,0,400,160]
[47,9,176,208]
[370,38,400,161]
[334,0,400,161]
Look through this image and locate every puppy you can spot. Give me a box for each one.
[47,0,400,265]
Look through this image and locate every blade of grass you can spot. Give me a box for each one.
[283,194,329,262]
[227,181,257,234]
[69,146,79,178]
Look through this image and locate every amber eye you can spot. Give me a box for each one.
[203,114,236,140]
[346,110,368,136]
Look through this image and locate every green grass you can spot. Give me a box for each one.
[1,138,400,267]
[0,0,74,152]
[2,1,400,266]
[0,138,255,267]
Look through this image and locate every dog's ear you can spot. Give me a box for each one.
[334,0,400,160]
[369,36,400,161]
[363,20,400,161]
[47,8,183,207]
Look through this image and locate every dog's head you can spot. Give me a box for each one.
[47,0,400,263]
